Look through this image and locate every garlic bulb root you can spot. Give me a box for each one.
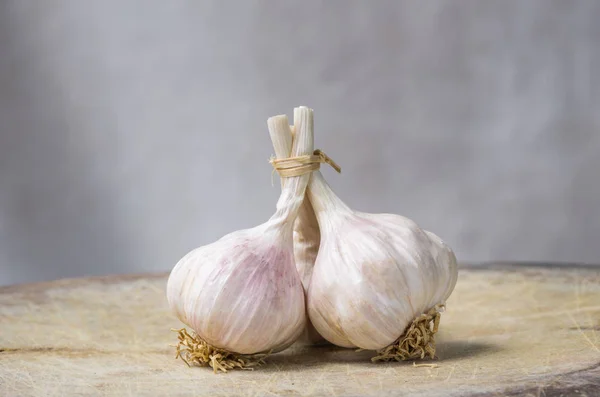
[371,304,444,362]
[172,328,268,373]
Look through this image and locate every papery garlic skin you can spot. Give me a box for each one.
[167,223,305,354]
[307,172,458,350]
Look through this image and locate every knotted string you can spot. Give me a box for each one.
[270,149,342,178]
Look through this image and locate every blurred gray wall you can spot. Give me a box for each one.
[1,1,599,286]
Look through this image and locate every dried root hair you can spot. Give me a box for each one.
[371,304,444,362]
[172,328,269,373]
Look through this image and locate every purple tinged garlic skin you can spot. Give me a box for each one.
[167,223,305,354]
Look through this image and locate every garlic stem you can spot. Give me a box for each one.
[267,107,314,230]
[267,115,293,171]
[267,113,320,263]
[267,108,328,345]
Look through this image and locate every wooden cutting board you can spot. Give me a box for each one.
[1,263,599,397]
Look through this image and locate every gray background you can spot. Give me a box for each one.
[1,1,599,286]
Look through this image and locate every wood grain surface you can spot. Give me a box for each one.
[1,263,599,397]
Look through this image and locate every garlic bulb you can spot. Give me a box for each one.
[307,173,458,351]
[166,108,316,356]
[268,117,326,345]
[301,111,458,353]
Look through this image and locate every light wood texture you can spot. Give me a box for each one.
[1,263,599,396]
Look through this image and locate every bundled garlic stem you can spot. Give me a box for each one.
[268,107,327,345]
[267,110,313,229]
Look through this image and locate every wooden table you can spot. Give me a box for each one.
[1,263,599,396]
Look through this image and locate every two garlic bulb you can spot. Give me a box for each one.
[167,105,458,370]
